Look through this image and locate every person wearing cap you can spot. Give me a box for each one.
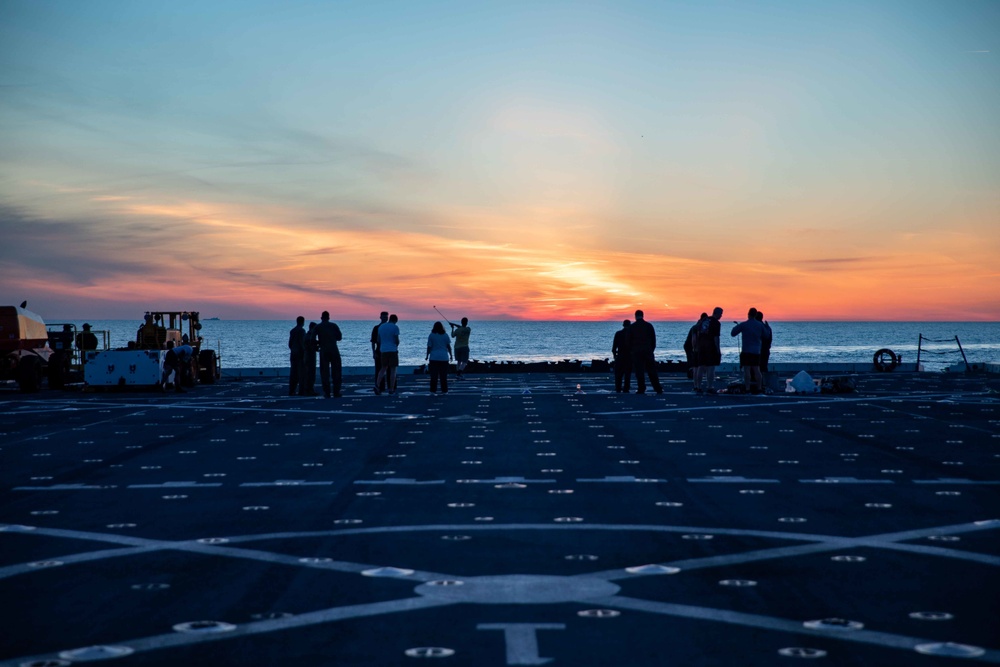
[75,323,98,352]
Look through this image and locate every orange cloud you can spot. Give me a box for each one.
[4,191,998,321]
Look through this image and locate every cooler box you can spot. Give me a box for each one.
[85,350,163,386]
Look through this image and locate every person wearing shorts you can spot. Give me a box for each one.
[731,308,766,394]
[685,313,706,393]
[695,307,723,393]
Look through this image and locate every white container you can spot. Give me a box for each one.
[85,350,164,386]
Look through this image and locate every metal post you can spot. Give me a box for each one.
[956,336,970,372]
[916,334,923,368]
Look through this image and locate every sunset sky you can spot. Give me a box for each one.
[1,1,997,321]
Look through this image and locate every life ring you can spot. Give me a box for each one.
[873,348,899,372]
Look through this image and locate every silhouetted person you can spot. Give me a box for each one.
[612,319,632,393]
[137,314,157,349]
[450,317,471,378]
[302,322,318,396]
[75,323,98,352]
[627,310,662,394]
[685,313,707,392]
[288,316,306,396]
[160,341,188,393]
[756,310,772,375]
[315,311,343,398]
[174,340,195,388]
[371,311,388,393]
[695,307,723,393]
[732,308,766,394]
[375,314,400,395]
[426,321,453,394]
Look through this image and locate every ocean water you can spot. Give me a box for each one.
[61,319,999,371]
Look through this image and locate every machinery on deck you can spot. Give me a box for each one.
[0,305,54,391]
[85,310,220,388]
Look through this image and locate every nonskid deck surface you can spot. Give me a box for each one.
[1,372,998,666]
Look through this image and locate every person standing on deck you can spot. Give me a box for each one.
[756,310,772,376]
[450,317,472,378]
[696,307,723,394]
[686,313,707,393]
[301,322,318,396]
[288,316,306,396]
[426,321,453,394]
[376,314,401,395]
[315,311,343,398]
[732,308,766,394]
[371,311,388,393]
[76,323,98,352]
[628,310,663,395]
[612,319,632,393]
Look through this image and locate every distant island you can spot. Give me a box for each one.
[204,317,221,321]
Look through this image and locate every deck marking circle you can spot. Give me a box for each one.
[914,643,985,657]
[404,647,455,658]
[578,609,621,618]
[173,620,236,633]
[566,554,599,561]
[719,579,757,587]
[803,618,863,631]
[625,564,680,575]
[57,645,135,661]
[250,612,294,620]
[831,555,866,562]
[909,611,954,621]
[416,574,620,604]
[778,647,827,658]
[363,567,415,577]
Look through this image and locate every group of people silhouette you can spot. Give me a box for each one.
[288,311,472,397]
[288,308,769,397]
[613,307,773,395]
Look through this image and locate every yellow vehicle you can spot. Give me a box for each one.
[86,310,219,388]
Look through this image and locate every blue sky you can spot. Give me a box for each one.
[1,1,997,319]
